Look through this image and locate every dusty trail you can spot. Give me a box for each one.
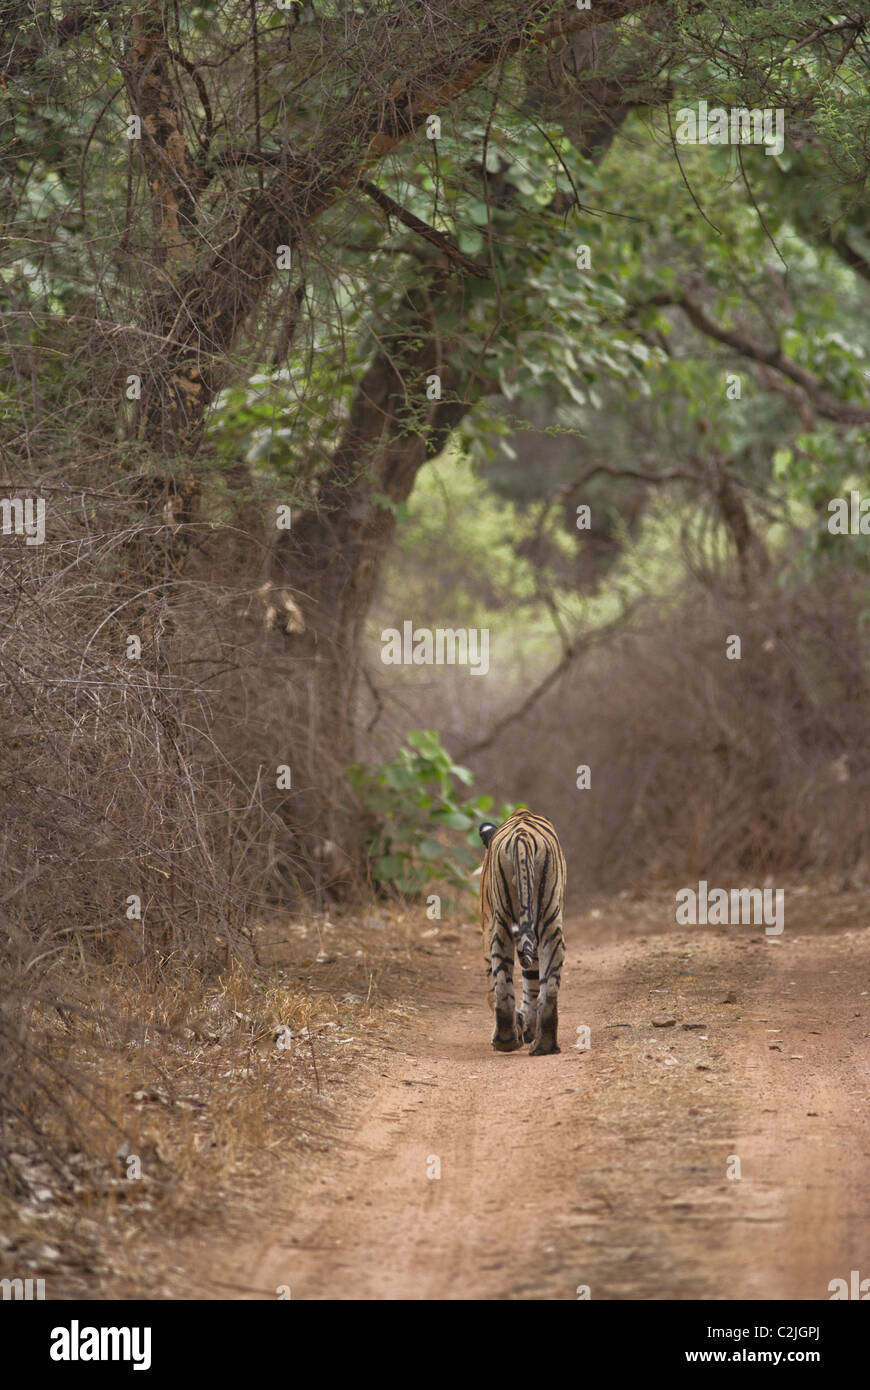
[236,910,870,1300]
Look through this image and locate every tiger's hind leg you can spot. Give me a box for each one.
[520,965,540,1044]
[489,920,523,1051]
[529,919,565,1056]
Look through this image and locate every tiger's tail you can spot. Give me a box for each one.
[511,834,537,968]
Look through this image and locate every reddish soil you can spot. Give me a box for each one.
[231,904,870,1299]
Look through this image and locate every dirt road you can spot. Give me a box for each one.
[236,902,870,1300]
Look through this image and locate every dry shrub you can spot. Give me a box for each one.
[467,571,870,898]
[0,490,362,1206]
[358,564,870,904]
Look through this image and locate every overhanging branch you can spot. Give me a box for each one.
[152,0,655,403]
[646,293,870,426]
[358,179,489,278]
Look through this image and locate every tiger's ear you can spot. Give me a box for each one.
[478,822,498,848]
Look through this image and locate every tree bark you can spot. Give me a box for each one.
[273,301,468,769]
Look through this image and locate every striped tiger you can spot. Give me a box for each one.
[478,809,566,1055]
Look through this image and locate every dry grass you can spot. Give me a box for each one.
[0,901,446,1298]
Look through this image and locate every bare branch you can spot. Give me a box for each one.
[358,178,489,277]
[457,600,641,761]
[646,293,870,425]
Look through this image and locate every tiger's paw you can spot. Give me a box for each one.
[492,1008,523,1051]
[529,1036,560,1056]
[521,1016,536,1044]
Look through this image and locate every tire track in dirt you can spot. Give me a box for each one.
[234,914,870,1300]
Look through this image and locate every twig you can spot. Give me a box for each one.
[307,1026,321,1095]
[358,178,489,278]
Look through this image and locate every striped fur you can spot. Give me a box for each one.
[478,809,566,1055]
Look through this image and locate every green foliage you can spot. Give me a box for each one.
[382,449,541,624]
[203,18,870,574]
[348,730,516,898]
[7,0,870,597]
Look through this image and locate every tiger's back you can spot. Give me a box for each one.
[479,809,566,1055]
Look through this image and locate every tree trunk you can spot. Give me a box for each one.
[271,308,468,852]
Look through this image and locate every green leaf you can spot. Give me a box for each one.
[772,447,793,479]
[375,853,405,881]
[418,837,446,860]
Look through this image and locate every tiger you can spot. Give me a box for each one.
[478,809,566,1055]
